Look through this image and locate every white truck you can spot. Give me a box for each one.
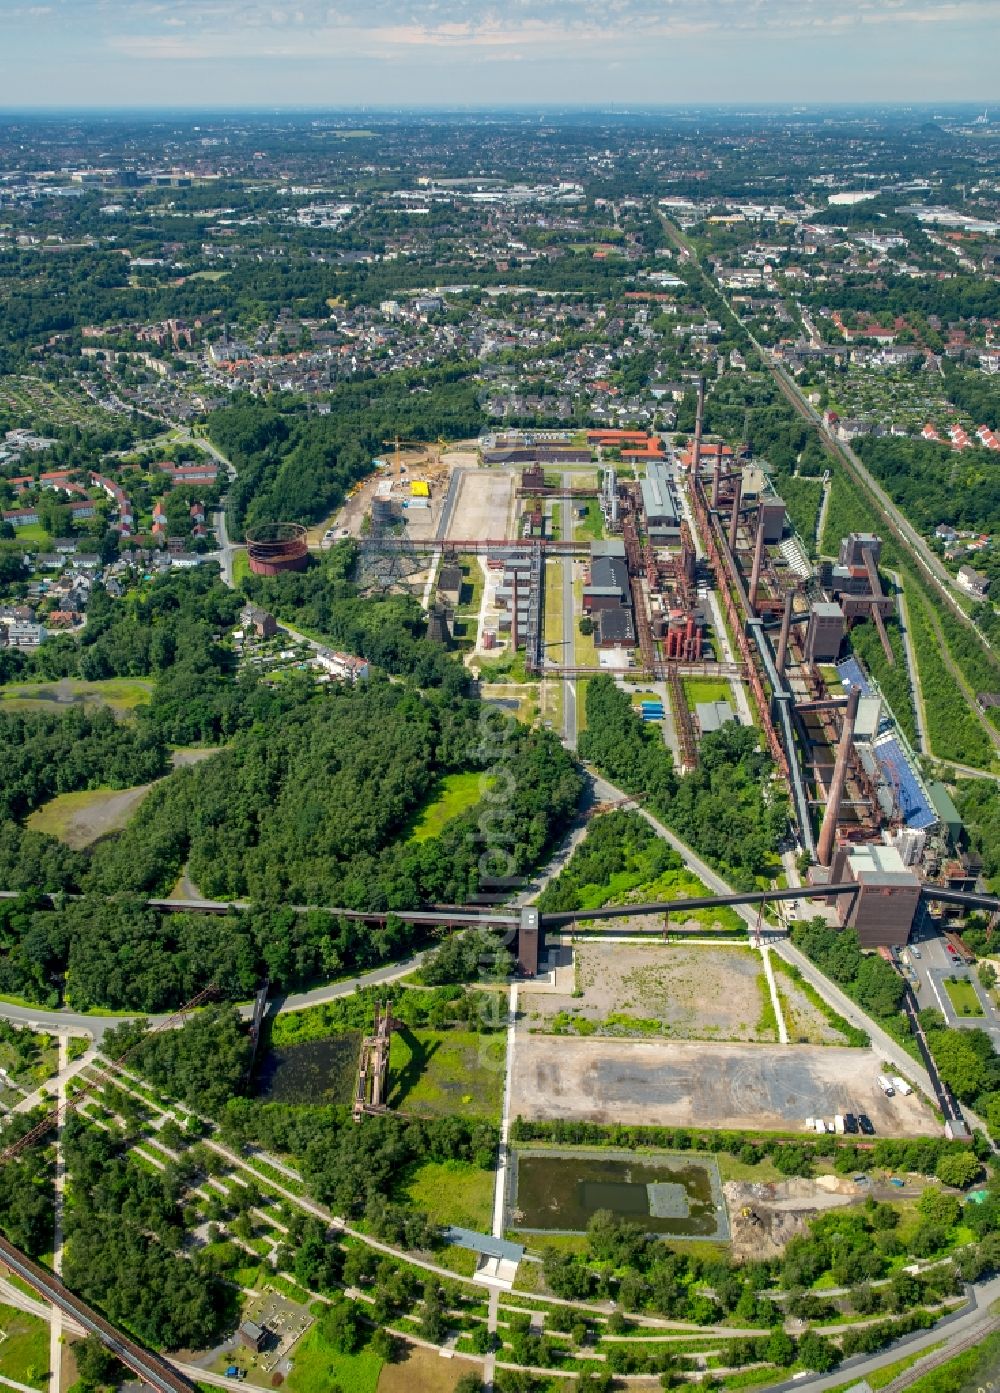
[876,1074,895,1097]
[891,1076,913,1096]
[834,1115,846,1135]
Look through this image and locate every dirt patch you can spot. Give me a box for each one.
[170,747,223,768]
[447,469,513,541]
[510,1034,940,1137]
[724,1175,865,1259]
[527,942,771,1042]
[27,784,156,849]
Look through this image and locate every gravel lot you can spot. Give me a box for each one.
[528,942,771,1041]
[447,468,513,540]
[510,1035,939,1136]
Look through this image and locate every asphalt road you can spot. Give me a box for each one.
[772,1273,1000,1393]
[562,555,577,747]
[0,954,429,1040]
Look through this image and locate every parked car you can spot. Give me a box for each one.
[844,1113,858,1134]
[858,1114,875,1136]
[910,945,921,960]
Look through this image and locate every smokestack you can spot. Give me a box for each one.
[711,452,722,510]
[817,685,861,868]
[728,471,743,552]
[749,506,765,612]
[776,589,794,677]
[692,375,705,477]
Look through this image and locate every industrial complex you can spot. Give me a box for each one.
[333,402,974,959]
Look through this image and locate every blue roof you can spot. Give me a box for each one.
[873,734,937,830]
[836,656,873,697]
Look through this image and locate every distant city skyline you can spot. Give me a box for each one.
[1,0,997,109]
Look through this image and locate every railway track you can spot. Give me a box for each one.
[0,1235,195,1392]
[882,1315,1000,1393]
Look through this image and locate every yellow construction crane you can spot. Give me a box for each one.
[382,437,427,483]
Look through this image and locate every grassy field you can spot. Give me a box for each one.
[538,812,745,932]
[232,548,250,587]
[402,1158,495,1230]
[943,976,984,1017]
[389,1027,505,1120]
[26,783,155,847]
[0,1304,49,1390]
[13,522,53,546]
[285,1325,382,1393]
[543,559,565,657]
[406,772,489,843]
[0,677,153,714]
[449,555,485,649]
[378,1346,473,1393]
[578,499,604,541]
[681,676,732,710]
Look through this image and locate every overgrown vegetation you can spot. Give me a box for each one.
[537,809,743,928]
[578,677,786,888]
[791,919,910,1049]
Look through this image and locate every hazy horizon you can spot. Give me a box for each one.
[2,0,998,110]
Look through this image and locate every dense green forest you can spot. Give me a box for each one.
[208,368,484,533]
[848,615,919,748]
[919,1009,1000,1141]
[0,706,166,822]
[578,677,786,888]
[856,435,1000,536]
[62,1116,235,1351]
[0,678,580,1008]
[87,678,581,906]
[0,1112,54,1257]
[954,780,1000,889]
[904,583,996,767]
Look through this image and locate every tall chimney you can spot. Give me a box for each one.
[711,452,722,510]
[776,589,794,677]
[728,471,743,552]
[817,685,861,868]
[748,506,765,612]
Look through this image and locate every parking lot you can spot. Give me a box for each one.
[907,916,1000,1046]
[510,1034,939,1135]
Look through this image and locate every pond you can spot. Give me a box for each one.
[508,1148,729,1240]
[255,1033,360,1106]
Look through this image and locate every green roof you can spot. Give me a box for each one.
[927,780,962,830]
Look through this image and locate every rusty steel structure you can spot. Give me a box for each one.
[354,1000,394,1121]
[690,470,788,775]
[817,685,862,867]
[668,665,698,770]
[246,521,309,576]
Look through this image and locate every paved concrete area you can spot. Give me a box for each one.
[445,469,512,540]
[510,1035,939,1135]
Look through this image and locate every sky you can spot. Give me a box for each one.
[0,0,998,108]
